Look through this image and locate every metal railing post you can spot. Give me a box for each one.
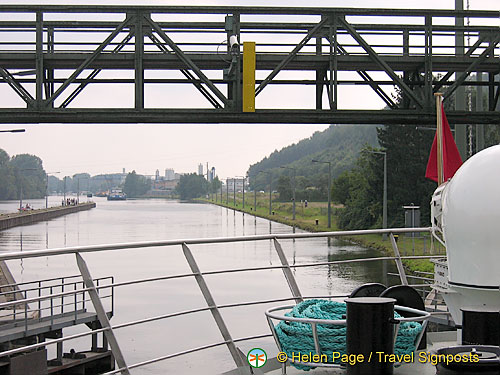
[50,286,53,327]
[75,252,130,375]
[389,233,408,285]
[273,239,303,303]
[24,302,28,332]
[61,277,64,315]
[74,282,78,321]
[181,243,247,370]
[38,281,41,319]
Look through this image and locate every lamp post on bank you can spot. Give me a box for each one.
[17,167,37,210]
[280,166,296,220]
[367,150,388,240]
[236,176,246,209]
[258,170,273,215]
[312,159,332,228]
[46,171,61,208]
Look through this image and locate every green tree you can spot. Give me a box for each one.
[377,124,436,226]
[209,176,222,194]
[176,173,208,200]
[0,149,16,199]
[276,175,292,201]
[334,148,382,230]
[123,171,151,198]
[10,153,46,199]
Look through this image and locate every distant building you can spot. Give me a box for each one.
[227,178,245,192]
[208,167,216,182]
[198,163,203,176]
[165,168,175,181]
[155,169,160,181]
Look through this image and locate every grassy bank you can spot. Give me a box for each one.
[201,193,444,274]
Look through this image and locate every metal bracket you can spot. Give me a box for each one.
[389,233,408,286]
[273,239,303,303]
[181,243,246,369]
[75,253,130,374]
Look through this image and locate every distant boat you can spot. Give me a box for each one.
[107,189,126,201]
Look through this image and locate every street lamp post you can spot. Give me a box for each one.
[226,178,229,204]
[280,166,296,220]
[242,177,245,209]
[233,178,236,206]
[17,167,37,210]
[46,172,61,208]
[367,150,388,239]
[254,187,257,213]
[235,176,246,209]
[312,159,332,228]
[258,170,272,215]
[63,176,67,205]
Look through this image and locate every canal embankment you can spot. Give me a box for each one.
[202,196,444,273]
[0,202,96,231]
[0,201,97,299]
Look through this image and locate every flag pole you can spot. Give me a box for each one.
[434,92,444,185]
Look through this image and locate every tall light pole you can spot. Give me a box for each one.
[253,175,257,213]
[236,176,246,209]
[312,159,331,228]
[258,170,272,215]
[226,178,229,204]
[367,150,388,240]
[17,167,37,210]
[233,178,236,206]
[46,171,60,208]
[280,166,296,220]
[63,176,67,205]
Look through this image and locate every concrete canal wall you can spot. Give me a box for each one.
[0,202,96,231]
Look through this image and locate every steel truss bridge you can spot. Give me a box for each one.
[0,5,498,133]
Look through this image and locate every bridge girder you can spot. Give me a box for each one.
[0,5,498,125]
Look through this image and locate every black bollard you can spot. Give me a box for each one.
[346,297,397,375]
[461,306,500,346]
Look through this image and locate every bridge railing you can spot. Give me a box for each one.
[0,227,443,374]
[0,274,113,340]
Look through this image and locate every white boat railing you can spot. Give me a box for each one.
[0,227,441,374]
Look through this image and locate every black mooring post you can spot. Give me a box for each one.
[461,306,500,346]
[346,297,397,375]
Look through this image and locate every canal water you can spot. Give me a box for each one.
[0,197,396,374]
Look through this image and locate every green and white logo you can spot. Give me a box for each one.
[247,348,267,368]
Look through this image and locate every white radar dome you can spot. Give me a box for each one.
[442,145,500,288]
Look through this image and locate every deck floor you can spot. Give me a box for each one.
[0,311,99,343]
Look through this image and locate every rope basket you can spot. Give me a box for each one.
[274,299,423,371]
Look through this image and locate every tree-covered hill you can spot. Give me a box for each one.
[247,125,379,193]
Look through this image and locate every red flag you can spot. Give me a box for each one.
[425,104,462,183]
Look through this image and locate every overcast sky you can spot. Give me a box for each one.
[1,0,498,179]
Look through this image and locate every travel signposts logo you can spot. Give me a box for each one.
[247,348,267,368]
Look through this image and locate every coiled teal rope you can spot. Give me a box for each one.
[274,299,422,371]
